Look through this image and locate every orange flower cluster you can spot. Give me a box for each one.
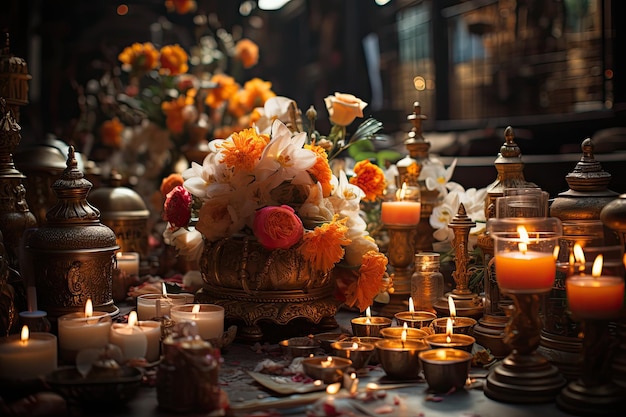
[99,117,124,148]
[349,160,386,202]
[234,39,260,69]
[165,0,196,15]
[345,251,388,310]
[218,127,270,171]
[300,216,351,272]
[118,42,160,74]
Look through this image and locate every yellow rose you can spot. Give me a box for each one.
[324,93,367,126]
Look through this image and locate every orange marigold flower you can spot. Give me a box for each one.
[159,44,189,76]
[100,118,124,148]
[165,0,197,14]
[299,216,351,272]
[160,173,184,198]
[162,94,193,134]
[345,251,388,312]
[236,78,276,115]
[349,160,386,202]
[305,144,333,197]
[118,42,159,74]
[234,38,259,69]
[217,127,269,171]
[205,74,239,109]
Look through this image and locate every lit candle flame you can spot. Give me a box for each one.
[517,225,529,254]
[446,317,453,343]
[448,296,456,319]
[408,297,414,313]
[20,325,29,343]
[573,244,586,273]
[162,282,168,297]
[436,349,447,360]
[592,254,603,278]
[351,342,359,350]
[326,382,341,394]
[128,311,138,327]
[403,322,408,330]
[321,357,333,368]
[192,304,201,319]
[397,182,409,200]
[401,328,407,343]
[365,306,372,324]
[85,298,93,318]
[553,245,560,260]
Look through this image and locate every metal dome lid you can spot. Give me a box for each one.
[89,171,150,220]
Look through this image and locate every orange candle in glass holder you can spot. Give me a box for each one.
[566,254,625,319]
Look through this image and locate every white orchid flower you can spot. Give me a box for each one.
[253,96,297,134]
[421,158,459,198]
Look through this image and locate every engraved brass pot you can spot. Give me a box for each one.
[196,235,339,342]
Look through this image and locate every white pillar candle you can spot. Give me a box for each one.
[115,252,140,276]
[109,311,148,361]
[137,320,162,363]
[57,299,112,362]
[170,304,225,340]
[136,293,193,321]
[0,326,57,380]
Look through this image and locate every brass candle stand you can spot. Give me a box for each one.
[378,223,417,317]
[433,203,483,319]
[557,319,625,415]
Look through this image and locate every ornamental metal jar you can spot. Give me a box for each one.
[88,172,150,258]
[26,146,119,321]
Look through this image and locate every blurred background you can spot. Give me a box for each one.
[2,0,625,194]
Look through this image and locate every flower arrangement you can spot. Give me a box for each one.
[161,94,391,312]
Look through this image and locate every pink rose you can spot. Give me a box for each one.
[162,185,192,228]
[253,205,303,250]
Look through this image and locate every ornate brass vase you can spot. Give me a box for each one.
[196,235,340,342]
[26,147,119,321]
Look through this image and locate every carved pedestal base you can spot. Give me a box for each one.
[195,285,339,343]
[473,314,510,359]
[557,380,625,416]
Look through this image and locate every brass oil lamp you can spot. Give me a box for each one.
[88,171,150,259]
[26,146,119,321]
[473,126,537,359]
[541,138,620,381]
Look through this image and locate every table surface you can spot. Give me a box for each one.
[55,306,580,417]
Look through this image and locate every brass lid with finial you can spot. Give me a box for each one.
[550,138,618,222]
[396,102,433,186]
[0,32,31,120]
[89,171,150,220]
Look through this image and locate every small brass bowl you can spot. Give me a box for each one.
[301,356,352,384]
[330,341,375,370]
[394,311,437,329]
[431,317,477,336]
[349,337,381,365]
[419,348,472,393]
[424,333,475,352]
[380,327,429,340]
[375,339,430,380]
[314,332,351,353]
[279,336,320,358]
[351,316,392,337]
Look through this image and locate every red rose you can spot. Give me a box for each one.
[163,185,192,227]
[253,205,303,250]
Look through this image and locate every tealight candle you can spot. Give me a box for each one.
[375,335,429,380]
[170,304,225,340]
[301,356,353,384]
[330,341,375,370]
[425,318,475,352]
[380,324,429,341]
[566,254,625,320]
[431,296,477,335]
[0,326,57,380]
[57,299,112,363]
[381,201,421,225]
[137,320,162,363]
[394,297,437,329]
[419,348,473,393]
[351,307,392,337]
[115,252,140,276]
[136,284,193,320]
[109,311,148,361]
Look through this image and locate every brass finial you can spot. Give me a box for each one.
[564,138,612,192]
[498,126,521,159]
[406,101,427,143]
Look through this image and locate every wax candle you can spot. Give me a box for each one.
[425,318,475,352]
[330,341,375,370]
[375,335,429,380]
[57,299,112,362]
[170,304,225,340]
[351,306,392,337]
[116,252,140,276]
[136,290,193,321]
[0,326,57,380]
[109,311,148,361]
[566,254,625,319]
[381,201,421,225]
[138,320,162,363]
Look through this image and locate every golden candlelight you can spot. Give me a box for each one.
[128,311,138,327]
[446,318,453,343]
[20,325,29,344]
[301,356,352,384]
[351,342,359,349]
[326,382,341,394]
[408,297,415,314]
[574,243,586,273]
[192,304,201,319]
[592,254,603,276]
[448,296,456,321]
[419,348,473,393]
[365,306,372,324]
[425,318,475,352]
[85,298,93,318]
[518,225,529,253]
[321,356,333,368]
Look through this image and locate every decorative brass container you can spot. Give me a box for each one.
[196,235,340,342]
[0,32,31,122]
[26,147,119,321]
[88,172,150,258]
[473,126,537,359]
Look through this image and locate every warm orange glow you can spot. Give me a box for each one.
[401,328,407,343]
[517,225,529,253]
[20,325,29,343]
[326,382,341,394]
[351,342,359,349]
[162,282,168,297]
[128,311,138,327]
[446,317,453,343]
[573,244,585,265]
[448,296,456,318]
[553,245,560,260]
[192,304,201,319]
[365,306,372,324]
[592,254,603,277]
[85,299,93,318]
[408,297,414,313]
[117,4,129,15]
[436,349,447,360]
[321,357,333,368]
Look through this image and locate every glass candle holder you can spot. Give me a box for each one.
[483,216,566,404]
[170,304,225,341]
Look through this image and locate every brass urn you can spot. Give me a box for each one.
[88,171,150,258]
[26,146,119,321]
